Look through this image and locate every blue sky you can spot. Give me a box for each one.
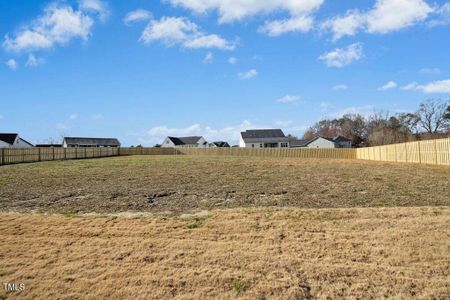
[1,0,449,146]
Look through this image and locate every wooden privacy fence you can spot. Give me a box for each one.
[119,147,179,156]
[357,138,450,166]
[171,147,356,159]
[0,147,118,166]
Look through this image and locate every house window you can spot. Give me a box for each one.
[260,144,263,148]
[252,144,255,148]
[281,143,288,148]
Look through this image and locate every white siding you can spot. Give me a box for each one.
[161,137,176,148]
[0,136,33,148]
[307,137,336,148]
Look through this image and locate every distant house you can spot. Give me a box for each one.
[333,136,353,148]
[240,129,289,148]
[161,136,209,148]
[35,144,62,148]
[62,137,121,148]
[209,141,230,148]
[0,133,33,148]
[290,136,353,149]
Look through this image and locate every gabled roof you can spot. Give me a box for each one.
[307,136,336,144]
[333,135,352,143]
[211,141,230,147]
[63,137,121,146]
[289,139,310,147]
[0,133,18,145]
[167,136,203,145]
[241,129,286,139]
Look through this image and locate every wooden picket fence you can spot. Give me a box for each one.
[0,147,118,166]
[2,138,449,166]
[173,147,357,159]
[357,138,450,166]
[119,147,179,156]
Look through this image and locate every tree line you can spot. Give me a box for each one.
[300,99,450,147]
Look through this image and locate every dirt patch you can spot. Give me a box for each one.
[0,156,449,214]
[0,207,449,299]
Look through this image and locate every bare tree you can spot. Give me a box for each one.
[414,99,450,134]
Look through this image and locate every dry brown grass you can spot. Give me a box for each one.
[0,155,449,214]
[1,207,449,299]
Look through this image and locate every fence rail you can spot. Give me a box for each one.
[357,138,450,166]
[0,147,118,166]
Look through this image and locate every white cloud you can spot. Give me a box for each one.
[238,69,258,80]
[319,43,362,68]
[332,84,348,91]
[203,51,213,63]
[401,82,421,91]
[378,80,398,90]
[331,105,375,118]
[3,3,94,52]
[420,79,450,93]
[419,67,441,75]
[79,0,109,22]
[228,57,237,64]
[25,54,44,67]
[5,59,18,71]
[321,10,365,40]
[92,113,104,120]
[259,16,313,36]
[139,17,235,50]
[401,79,450,93]
[167,0,324,24]
[123,9,152,25]
[68,113,78,120]
[428,3,450,27]
[276,95,300,103]
[322,0,433,40]
[367,0,432,34]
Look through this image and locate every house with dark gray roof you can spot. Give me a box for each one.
[0,133,33,148]
[62,137,121,148]
[239,129,289,148]
[209,141,230,148]
[161,136,209,148]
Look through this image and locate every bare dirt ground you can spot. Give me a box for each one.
[1,207,449,299]
[0,156,449,214]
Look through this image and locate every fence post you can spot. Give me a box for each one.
[118,147,121,156]
[64,148,67,160]
[52,147,55,161]
[85,147,87,159]
[0,148,3,165]
[38,148,41,162]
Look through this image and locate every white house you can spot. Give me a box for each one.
[0,133,33,148]
[290,136,353,149]
[161,136,209,148]
[240,129,289,148]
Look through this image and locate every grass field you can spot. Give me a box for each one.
[0,156,449,214]
[0,156,449,299]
